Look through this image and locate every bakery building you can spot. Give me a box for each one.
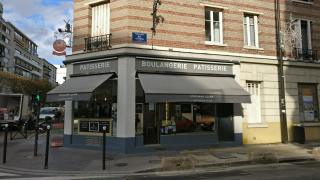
[47,0,320,153]
[47,49,251,153]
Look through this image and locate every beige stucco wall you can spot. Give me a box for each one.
[241,60,320,144]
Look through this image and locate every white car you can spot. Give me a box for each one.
[39,107,63,121]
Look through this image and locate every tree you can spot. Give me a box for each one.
[0,72,54,97]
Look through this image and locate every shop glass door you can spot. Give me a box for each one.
[217,103,234,141]
[143,103,159,144]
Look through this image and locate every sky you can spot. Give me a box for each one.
[1,0,73,66]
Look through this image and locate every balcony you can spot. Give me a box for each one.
[14,51,42,69]
[294,48,318,62]
[84,34,112,52]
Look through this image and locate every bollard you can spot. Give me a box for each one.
[102,126,107,170]
[44,125,51,169]
[2,124,8,164]
[34,124,39,156]
[9,123,12,140]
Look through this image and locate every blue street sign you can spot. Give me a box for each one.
[132,32,147,43]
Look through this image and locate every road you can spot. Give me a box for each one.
[1,161,319,180]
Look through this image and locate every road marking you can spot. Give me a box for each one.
[0,172,19,177]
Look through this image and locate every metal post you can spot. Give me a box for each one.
[102,126,106,170]
[9,123,12,140]
[2,124,8,164]
[275,0,288,143]
[24,121,28,138]
[44,125,51,169]
[34,103,40,156]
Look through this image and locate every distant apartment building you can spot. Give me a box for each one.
[42,58,57,85]
[48,0,320,153]
[0,3,57,86]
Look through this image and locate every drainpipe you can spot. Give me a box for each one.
[275,0,288,143]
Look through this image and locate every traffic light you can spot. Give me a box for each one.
[35,94,41,102]
[32,92,42,104]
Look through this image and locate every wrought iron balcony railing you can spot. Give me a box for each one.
[84,34,112,52]
[294,48,318,62]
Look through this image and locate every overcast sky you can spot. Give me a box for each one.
[1,0,73,65]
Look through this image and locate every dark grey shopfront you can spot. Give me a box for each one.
[47,57,250,153]
[135,59,250,149]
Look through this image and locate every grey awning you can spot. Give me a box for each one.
[138,74,251,103]
[46,73,113,102]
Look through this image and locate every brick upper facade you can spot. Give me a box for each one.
[72,0,319,60]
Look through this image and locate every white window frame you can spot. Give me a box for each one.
[91,2,110,37]
[291,0,314,5]
[205,9,223,45]
[295,19,312,50]
[243,14,259,48]
[246,82,264,126]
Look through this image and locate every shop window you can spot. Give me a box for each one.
[205,8,223,44]
[135,103,143,135]
[91,2,110,37]
[159,103,216,135]
[72,80,117,136]
[246,82,262,124]
[298,84,319,122]
[243,14,259,48]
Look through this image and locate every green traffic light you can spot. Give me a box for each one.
[35,94,41,102]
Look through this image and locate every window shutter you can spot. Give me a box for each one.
[246,82,262,124]
[91,3,109,37]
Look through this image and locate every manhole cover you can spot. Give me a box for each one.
[114,163,128,167]
[212,152,237,159]
[148,160,161,164]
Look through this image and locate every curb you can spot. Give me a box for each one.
[0,156,316,177]
[141,155,316,173]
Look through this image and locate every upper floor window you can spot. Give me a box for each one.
[243,14,259,48]
[15,49,22,55]
[91,2,110,37]
[205,8,223,44]
[294,19,312,50]
[14,32,23,40]
[1,35,9,44]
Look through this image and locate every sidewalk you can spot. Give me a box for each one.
[0,130,319,176]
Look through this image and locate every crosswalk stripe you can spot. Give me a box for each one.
[0,172,19,177]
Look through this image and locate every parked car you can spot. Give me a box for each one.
[39,107,63,122]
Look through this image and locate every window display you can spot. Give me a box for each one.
[71,79,117,136]
[159,102,216,135]
[73,101,114,136]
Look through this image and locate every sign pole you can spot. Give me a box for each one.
[34,102,40,156]
[102,126,107,170]
[44,125,51,169]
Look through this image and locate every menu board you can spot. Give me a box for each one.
[99,121,110,133]
[79,120,111,133]
[79,121,89,132]
[89,122,99,132]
